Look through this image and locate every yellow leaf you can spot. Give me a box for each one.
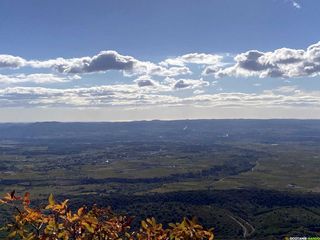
[8,230,17,238]
[141,220,148,229]
[82,222,94,233]
[77,207,84,216]
[48,193,55,206]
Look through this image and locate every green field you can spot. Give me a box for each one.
[1,120,320,239]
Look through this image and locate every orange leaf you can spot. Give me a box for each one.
[23,192,31,206]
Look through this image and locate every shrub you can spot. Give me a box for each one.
[0,190,214,240]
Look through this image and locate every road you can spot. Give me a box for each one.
[228,214,255,238]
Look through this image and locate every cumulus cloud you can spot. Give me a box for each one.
[202,65,223,76]
[130,61,191,77]
[134,75,158,87]
[211,41,320,78]
[160,53,223,67]
[164,77,209,90]
[0,51,192,78]
[0,55,26,68]
[3,41,320,81]
[27,51,136,74]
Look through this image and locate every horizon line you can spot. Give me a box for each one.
[1,118,320,124]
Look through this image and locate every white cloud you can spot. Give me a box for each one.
[3,41,320,81]
[193,89,205,95]
[130,61,192,77]
[160,53,222,67]
[0,51,192,78]
[291,0,301,9]
[163,77,209,90]
[202,65,223,76]
[0,55,26,68]
[0,73,80,84]
[28,51,136,74]
[134,75,158,87]
[0,85,180,107]
[211,41,320,78]
[0,85,319,109]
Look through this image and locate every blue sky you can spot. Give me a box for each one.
[0,0,320,121]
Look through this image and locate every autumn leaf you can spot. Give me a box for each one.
[23,192,31,206]
[48,193,55,206]
[0,191,214,240]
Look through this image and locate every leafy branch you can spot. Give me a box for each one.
[0,190,214,240]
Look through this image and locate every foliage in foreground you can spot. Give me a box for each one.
[0,191,214,240]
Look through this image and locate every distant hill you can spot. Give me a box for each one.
[0,120,320,143]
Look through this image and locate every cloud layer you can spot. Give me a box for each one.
[2,41,320,80]
[0,73,80,84]
[0,51,192,78]
[0,84,319,109]
[0,41,320,112]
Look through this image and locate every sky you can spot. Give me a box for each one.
[1,0,320,121]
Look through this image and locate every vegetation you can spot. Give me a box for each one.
[0,191,214,240]
[1,120,320,238]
